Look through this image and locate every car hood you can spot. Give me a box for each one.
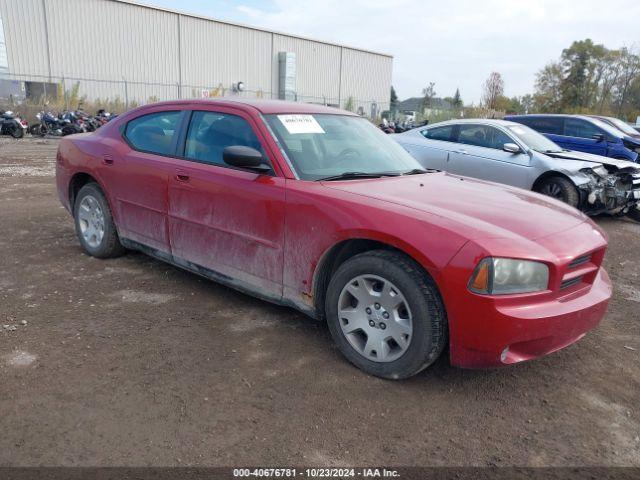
[544,149,640,171]
[323,172,587,241]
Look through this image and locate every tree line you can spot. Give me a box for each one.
[534,39,639,120]
[396,39,640,122]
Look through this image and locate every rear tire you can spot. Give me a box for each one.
[10,125,24,139]
[73,183,125,258]
[535,176,580,208]
[325,250,447,379]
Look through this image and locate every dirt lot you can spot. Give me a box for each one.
[0,137,639,467]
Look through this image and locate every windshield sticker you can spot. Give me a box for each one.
[278,114,325,134]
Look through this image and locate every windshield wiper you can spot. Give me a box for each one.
[316,171,401,181]
[402,168,430,175]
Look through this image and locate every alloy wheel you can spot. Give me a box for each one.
[78,195,105,248]
[337,274,413,363]
[541,182,563,199]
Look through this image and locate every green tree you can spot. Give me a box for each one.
[422,82,436,111]
[533,62,564,112]
[344,96,355,112]
[532,40,640,116]
[560,39,608,110]
[452,88,463,108]
[390,86,398,113]
[614,47,640,117]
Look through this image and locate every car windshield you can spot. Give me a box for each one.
[602,116,639,136]
[588,117,623,137]
[264,114,424,180]
[506,124,564,153]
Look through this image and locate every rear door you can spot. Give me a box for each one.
[398,124,456,171]
[167,107,286,299]
[113,109,185,253]
[520,117,567,148]
[447,124,532,188]
[561,118,608,156]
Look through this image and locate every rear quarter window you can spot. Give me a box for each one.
[124,111,182,156]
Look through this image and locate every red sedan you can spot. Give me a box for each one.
[55,99,612,379]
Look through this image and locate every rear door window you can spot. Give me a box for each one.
[422,125,454,141]
[458,125,514,150]
[124,111,182,156]
[527,117,563,135]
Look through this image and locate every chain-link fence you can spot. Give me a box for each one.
[0,73,387,123]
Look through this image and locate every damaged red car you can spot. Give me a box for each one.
[56,99,612,379]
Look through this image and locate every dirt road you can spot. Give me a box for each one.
[1,137,638,467]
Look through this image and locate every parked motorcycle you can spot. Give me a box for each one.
[60,111,86,136]
[96,109,115,126]
[0,111,28,138]
[32,111,65,136]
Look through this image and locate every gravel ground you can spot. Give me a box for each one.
[0,137,639,467]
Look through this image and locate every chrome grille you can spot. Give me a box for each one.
[568,254,591,269]
[560,277,583,290]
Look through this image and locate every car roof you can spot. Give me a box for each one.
[505,113,596,121]
[505,113,626,137]
[132,98,357,116]
[423,118,522,128]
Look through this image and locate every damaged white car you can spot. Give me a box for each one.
[394,119,640,221]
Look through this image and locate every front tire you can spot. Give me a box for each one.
[535,176,580,208]
[627,205,640,223]
[325,250,447,379]
[73,183,125,258]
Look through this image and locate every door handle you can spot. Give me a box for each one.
[176,173,190,182]
[102,154,114,165]
[453,149,467,154]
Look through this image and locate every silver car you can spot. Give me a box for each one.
[393,119,640,221]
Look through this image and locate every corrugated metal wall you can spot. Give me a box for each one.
[0,0,392,113]
[271,34,342,105]
[179,15,272,96]
[44,0,180,83]
[0,0,49,76]
[341,47,393,114]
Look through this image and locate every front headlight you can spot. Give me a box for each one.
[589,165,609,178]
[468,257,549,295]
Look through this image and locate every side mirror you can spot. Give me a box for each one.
[503,143,522,154]
[223,146,271,173]
[592,133,605,142]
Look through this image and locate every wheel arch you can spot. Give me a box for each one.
[68,171,116,218]
[311,236,441,320]
[532,170,576,192]
[69,172,100,210]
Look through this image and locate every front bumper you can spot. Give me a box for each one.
[439,220,611,368]
[449,268,610,368]
[580,168,640,214]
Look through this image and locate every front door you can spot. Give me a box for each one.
[447,124,532,189]
[168,108,286,300]
[559,118,608,156]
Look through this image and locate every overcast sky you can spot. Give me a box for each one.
[145,0,640,104]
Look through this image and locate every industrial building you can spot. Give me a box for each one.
[0,0,393,117]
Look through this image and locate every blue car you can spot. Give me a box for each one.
[504,114,640,162]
